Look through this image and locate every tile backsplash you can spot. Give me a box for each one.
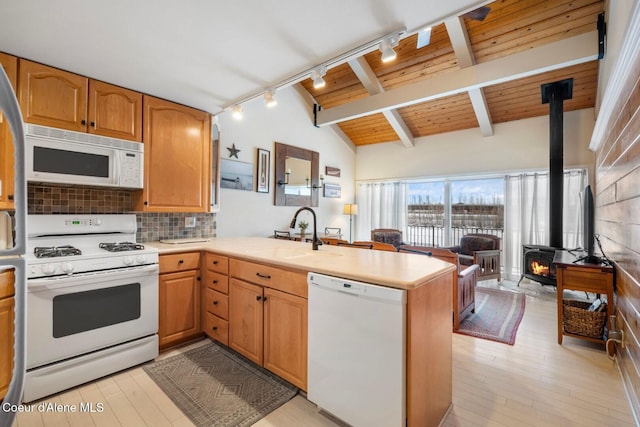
[27,184,216,242]
[28,184,131,214]
[136,213,216,243]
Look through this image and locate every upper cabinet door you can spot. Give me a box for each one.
[18,59,88,132]
[136,95,211,212]
[0,53,18,210]
[88,80,142,142]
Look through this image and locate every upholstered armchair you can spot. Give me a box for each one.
[399,245,479,330]
[446,233,501,282]
[371,228,404,249]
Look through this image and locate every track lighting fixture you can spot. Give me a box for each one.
[310,67,327,89]
[379,36,399,62]
[231,104,243,120]
[219,28,405,113]
[264,89,277,107]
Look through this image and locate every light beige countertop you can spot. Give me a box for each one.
[146,236,455,290]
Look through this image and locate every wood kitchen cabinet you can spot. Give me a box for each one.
[0,268,15,400]
[228,258,308,390]
[134,96,211,212]
[18,59,142,141]
[202,253,229,345]
[0,52,18,209]
[159,252,201,350]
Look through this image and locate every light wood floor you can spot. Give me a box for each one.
[12,279,637,427]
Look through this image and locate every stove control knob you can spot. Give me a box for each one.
[61,263,74,274]
[136,255,147,265]
[41,264,57,275]
[123,256,135,266]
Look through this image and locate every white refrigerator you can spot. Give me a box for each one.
[0,64,27,427]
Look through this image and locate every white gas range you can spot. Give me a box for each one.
[23,214,159,402]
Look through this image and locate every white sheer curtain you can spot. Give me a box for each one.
[503,169,587,280]
[355,181,407,241]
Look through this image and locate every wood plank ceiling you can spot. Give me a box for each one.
[300,0,603,146]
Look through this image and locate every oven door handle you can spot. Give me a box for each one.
[27,264,159,290]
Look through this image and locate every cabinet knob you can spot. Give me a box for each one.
[212,300,218,305]
[256,295,262,301]
[178,259,184,264]
[263,296,268,302]
[212,326,218,331]
[8,195,13,201]
[212,260,219,265]
[90,121,95,127]
[81,119,87,125]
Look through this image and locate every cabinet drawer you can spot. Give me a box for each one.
[206,253,229,274]
[205,288,228,319]
[0,269,14,299]
[204,270,229,294]
[230,258,307,298]
[561,267,610,293]
[159,252,200,274]
[205,312,228,346]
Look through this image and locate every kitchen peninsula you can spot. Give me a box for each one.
[148,237,456,427]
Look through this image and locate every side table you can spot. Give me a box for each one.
[554,250,614,345]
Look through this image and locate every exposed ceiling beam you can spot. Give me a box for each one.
[316,31,599,126]
[292,84,356,152]
[445,16,475,68]
[445,16,493,137]
[348,57,415,147]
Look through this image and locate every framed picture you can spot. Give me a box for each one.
[323,183,341,198]
[256,148,270,193]
[220,159,253,191]
[325,166,341,178]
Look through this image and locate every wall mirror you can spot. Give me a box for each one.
[275,142,319,206]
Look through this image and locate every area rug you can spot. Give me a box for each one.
[455,287,526,345]
[143,341,298,427]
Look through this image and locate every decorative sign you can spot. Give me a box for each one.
[323,183,341,198]
[325,166,341,177]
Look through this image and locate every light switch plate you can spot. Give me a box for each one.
[185,217,196,228]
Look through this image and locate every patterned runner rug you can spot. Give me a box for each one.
[144,341,298,427]
[455,286,526,345]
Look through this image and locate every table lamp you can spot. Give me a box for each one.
[343,203,358,242]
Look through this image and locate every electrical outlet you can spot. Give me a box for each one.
[185,217,196,228]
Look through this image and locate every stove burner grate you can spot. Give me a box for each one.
[34,245,82,258]
[99,242,145,252]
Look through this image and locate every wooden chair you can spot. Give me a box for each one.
[337,241,373,249]
[370,228,404,249]
[274,230,292,239]
[355,241,398,252]
[446,233,501,282]
[320,237,347,246]
[398,246,432,256]
[399,245,479,331]
[324,227,342,236]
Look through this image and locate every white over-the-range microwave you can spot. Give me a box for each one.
[25,124,144,189]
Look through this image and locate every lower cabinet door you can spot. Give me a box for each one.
[228,278,263,365]
[159,270,200,349]
[263,288,307,390]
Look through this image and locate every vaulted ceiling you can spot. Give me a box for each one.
[0,0,603,148]
[300,0,603,146]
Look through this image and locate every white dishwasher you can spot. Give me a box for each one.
[307,272,406,427]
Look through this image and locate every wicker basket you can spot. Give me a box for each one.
[562,300,607,339]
